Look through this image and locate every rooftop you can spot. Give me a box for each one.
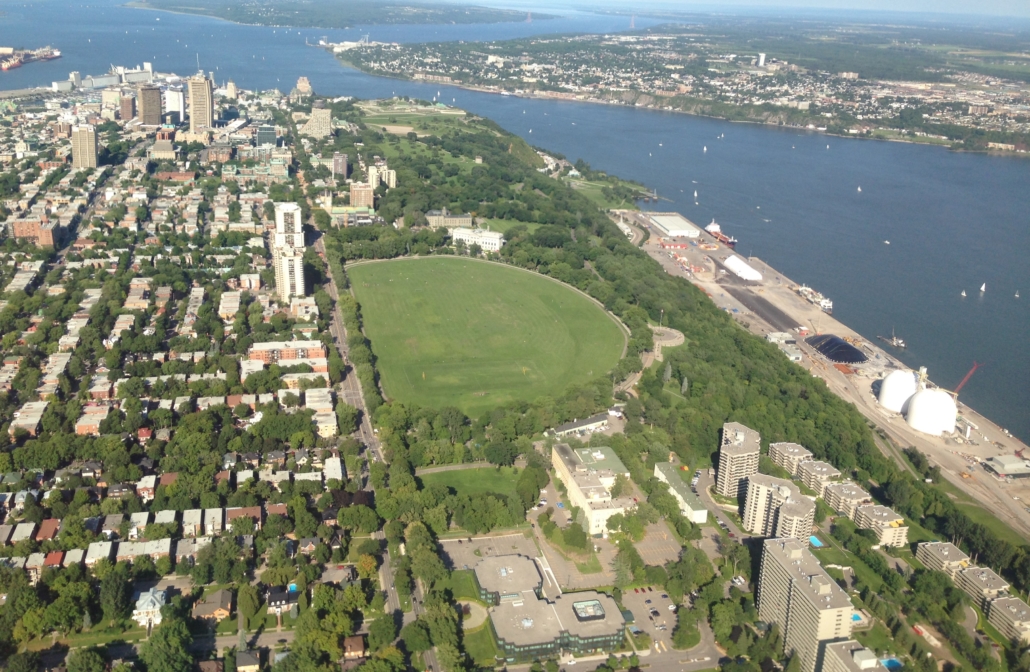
[720,422,760,456]
[473,555,542,596]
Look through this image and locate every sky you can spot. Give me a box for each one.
[467,0,1030,20]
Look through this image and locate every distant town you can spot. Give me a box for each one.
[337,27,1030,153]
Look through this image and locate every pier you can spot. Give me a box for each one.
[614,208,1030,540]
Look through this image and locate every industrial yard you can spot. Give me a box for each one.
[615,208,1030,541]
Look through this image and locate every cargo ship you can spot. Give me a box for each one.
[705,219,737,248]
[1,46,61,71]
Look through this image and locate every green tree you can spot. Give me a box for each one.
[139,618,194,672]
[238,584,260,630]
[100,563,131,623]
[368,615,398,652]
[67,648,108,672]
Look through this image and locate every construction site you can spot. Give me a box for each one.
[613,208,1030,542]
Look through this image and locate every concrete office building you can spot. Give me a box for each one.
[332,152,348,178]
[163,89,185,120]
[350,183,374,209]
[822,482,872,519]
[426,208,473,229]
[471,555,543,605]
[795,460,841,498]
[120,95,136,121]
[187,75,214,132]
[551,444,635,535]
[988,597,1030,645]
[256,125,277,147]
[138,85,162,126]
[274,247,305,303]
[853,505,908,547]
[821,640,888,672]
[757,538,853,672]
[653,462,707,523]
[956,566,1010,610]
[71,125,98,169]
[915,542,969,578]
[490,590,624,662]
[716,422,761,498]
[768,442,813,476]
[743,474,813,538]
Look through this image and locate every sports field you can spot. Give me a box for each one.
[348,258,626,416]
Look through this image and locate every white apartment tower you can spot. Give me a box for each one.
[274,247,306,303]
[758,538,853,672]
[272,202,306,303]
[743,474,814,539]
[716,422,761,498]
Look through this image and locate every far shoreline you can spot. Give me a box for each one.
[333,55,1030,159]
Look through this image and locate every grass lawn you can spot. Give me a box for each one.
[349,258,626,416]
[479,218,541,234]
[812,544,884,592]
[564,177,647,210]
[855,622,901,656]
[955,502,1027,548]
[419,466,520,498]
[447,569,482,601]
[464,620,500,665]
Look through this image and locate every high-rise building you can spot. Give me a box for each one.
[71,125,98,169]
[742,474,813,539]
[256,125,277,147]
[768,442,813,476]
[138,85,162,126]
[274,247,306,303]
[822,482,871,518]
[225,80,239,100]
[715,422,760,499]
[821,641,889,672]
[853,505,908,547]
[187,75,214,132]
[299,107,332,138]
[383,169,397,189]
[296,76,313,94]
[350,183,374,209]
[120,96,136,121]
[274,202,304,248]
[758,53,767,67]
[915,542,969,579]
[332,152,348,179]
[795,460,841,498]
[163,89,185,118]
[757,538,853,672]
[368,165,381,189]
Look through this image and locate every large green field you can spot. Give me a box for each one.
[348,258,626,416]
[418,466,520,498]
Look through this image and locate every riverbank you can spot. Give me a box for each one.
[617,208,1030,542]
[332,53,1029,158]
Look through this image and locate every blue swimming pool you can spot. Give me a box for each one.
[810,536,825,547]
[880,657,903,671]
[852,613,862,622]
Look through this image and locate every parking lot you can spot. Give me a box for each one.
[439,533,540,572]
[622,585,678,653]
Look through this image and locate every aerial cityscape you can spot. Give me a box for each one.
[0,2,1027,672]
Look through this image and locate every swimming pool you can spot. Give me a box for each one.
[852,613,862,622]
[880,657,903,671]
[810,536,825,548]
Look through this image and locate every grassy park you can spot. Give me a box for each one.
[419,466,520,499]
[349,258,626,416]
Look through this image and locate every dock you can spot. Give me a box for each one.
[615,208,1030,541]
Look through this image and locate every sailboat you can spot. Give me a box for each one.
[980,283,986,293]
[1017,291,1021,298]
[857,186,862,192]
[693,190,698,199]
[961,290,967,297]
[703,146,707,153]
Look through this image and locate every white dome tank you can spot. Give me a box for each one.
[905,388,957,436]
[878,370,918,413]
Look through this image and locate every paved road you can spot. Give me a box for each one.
[693,470,751,542]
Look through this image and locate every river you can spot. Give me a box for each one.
[2,0,1028,442]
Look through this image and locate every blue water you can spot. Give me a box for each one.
[2,0,1028,442]
[810,536,826,548]
[880,657,903,671]
[852,613,862,622]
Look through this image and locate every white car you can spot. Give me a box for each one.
[668,604,677,612]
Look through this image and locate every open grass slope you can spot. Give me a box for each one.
[348,257,626,417]
[418,466,520,498]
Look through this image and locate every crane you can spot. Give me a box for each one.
[953,361,981,397]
